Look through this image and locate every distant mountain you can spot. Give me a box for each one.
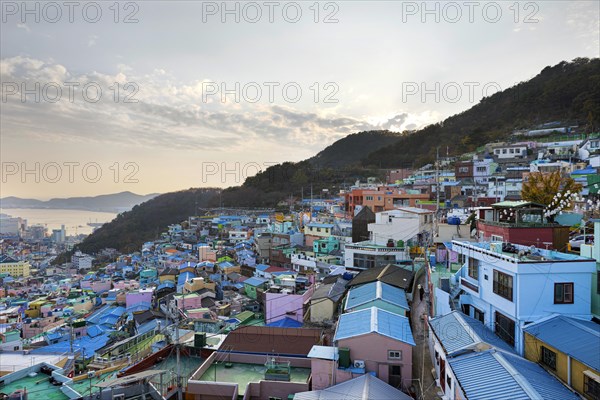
[307,130,403,168]
[363,57,600,167]
[0,191,160,213]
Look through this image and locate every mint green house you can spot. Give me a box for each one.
[313,236,340,255]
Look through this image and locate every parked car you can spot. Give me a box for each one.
[569,234,594,249]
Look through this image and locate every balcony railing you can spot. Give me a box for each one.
[460,277,479,293]
[479,220,555,228]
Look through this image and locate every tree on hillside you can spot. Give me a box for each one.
[521,171,583,221]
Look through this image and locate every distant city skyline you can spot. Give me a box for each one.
[1,1,598,198]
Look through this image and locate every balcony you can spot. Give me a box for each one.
[460,277,479,293]
[478,220,555,229]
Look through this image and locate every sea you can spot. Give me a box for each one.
[1,208,118,236]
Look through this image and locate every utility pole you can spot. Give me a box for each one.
[435,146,440,216]
[174,301,182,400]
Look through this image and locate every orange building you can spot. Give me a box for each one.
[343,187,430,215]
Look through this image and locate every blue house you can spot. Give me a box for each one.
[344,281,409,316]
[429,310,579,400]
[452,240,596,354]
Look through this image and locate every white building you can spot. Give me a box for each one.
[72,250,94,271]
[368,207,434,247]
[0,214,25,236]
[491,144,528,159]
[452,240,596,355]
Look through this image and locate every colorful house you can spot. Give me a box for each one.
[524,315,600,400]
[333,307,414,389]
[243,277,268,300]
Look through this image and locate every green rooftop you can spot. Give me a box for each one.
[198,363,310,395]
[0,374,69,400]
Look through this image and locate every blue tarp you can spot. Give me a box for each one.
[266,317,303,328]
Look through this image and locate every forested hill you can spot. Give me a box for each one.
[363,58,600,167]
[307,130,403,168]
[69,188,220,256]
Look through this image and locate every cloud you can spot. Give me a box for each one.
[16,23,30,33]
[1,56,436,154]
[87,35,98,47]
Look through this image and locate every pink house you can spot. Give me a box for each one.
[332,307,414,389]
[173,292,203,311]
[264,286,313,324]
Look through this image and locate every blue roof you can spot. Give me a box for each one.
[345,281,408,311]
[524,315,600,370]
[87,324,111,338]
[157,282,175,291]
[31,333,111,359]
[244,277,268,287]
[87,305,125,325]
[306,223,334,228]
[178,271,196,285]
[429,311,516,355]
[334,307,415,345]
[256,264,270,272]
[266,317,303,328]
[449,349,579,400]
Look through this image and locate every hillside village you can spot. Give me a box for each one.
[1,129,600,400]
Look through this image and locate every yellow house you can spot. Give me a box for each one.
[309,276,346,323]
[0,256,30,277]
[524,315,600,400]
[183,277,216,294]
[25,298,47,318]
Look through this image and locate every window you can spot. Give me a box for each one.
[491,234,503,242]
[388,350,402,360]
[495,149,500,154]
[584,374,600,400]
[495,311,515,347]
[493,270,513,301]
[502,149,507,154]
[317,228,321,232]
[554,283,574,304]
[474,308,484,323]
[540,346,557,370]
[366,196,373,201]
[447,375,452,389]
[468,258,478,280]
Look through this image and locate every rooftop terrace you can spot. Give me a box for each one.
[452,240,593,263]
[198,362,310,395]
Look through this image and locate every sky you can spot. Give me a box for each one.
[1,0,599,199]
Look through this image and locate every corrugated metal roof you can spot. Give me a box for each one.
[429,311,477,354]
[334,307,415,345]
[345,281,408,311]
[307,345,338,361]
[449,349,580,400]
[294,373,412,400]
[524,315,600,371]
[244,277,267,287]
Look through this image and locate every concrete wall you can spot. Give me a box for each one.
[243,381,308,400]
[310,358,335,390]
[337,334,413,388]
[186,381,237,400]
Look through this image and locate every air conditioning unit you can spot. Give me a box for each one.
[353,360,365,369]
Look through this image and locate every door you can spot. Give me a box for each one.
[389,364,402,389]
